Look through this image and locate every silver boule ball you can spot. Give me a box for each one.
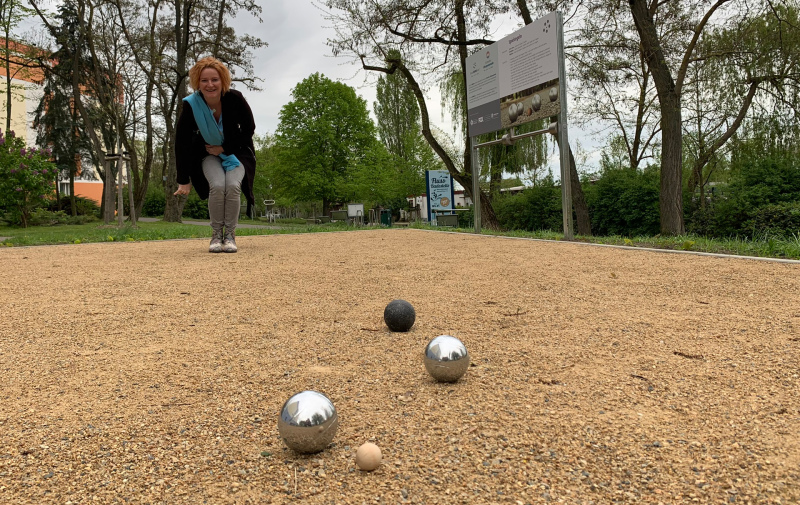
[532,93,542,111]
[549,87,558,102]
[278,390,339,454]
[424,335,470,382]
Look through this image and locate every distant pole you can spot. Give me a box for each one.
[557,11,574,240]
[126,154,137,225]
[471,137,481,233]
[103,157,114,224]
[116,155,124,226]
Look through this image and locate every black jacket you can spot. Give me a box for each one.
[175,89,257,216]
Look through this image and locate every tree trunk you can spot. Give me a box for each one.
[54,170,61,211]
[455,0,498,229]
[69,170,76,217]
[164,0,192,222]
[489,156,502,201]
[568,146,591,236]
[629,0,684,235]
[553,133,591,235]
[163,122,183,222]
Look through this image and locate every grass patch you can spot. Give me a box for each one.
[0,218,360,247]
[2,219,799,260]
[409,222,800,260]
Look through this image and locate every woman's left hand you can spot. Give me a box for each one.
[205,144,224,156]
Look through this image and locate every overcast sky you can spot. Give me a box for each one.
[235,3,601,172]
[230,1,453,138]
[21,1,600,174]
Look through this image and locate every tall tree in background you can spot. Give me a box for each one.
[274,73,377,215]
[112,0,165,219]
[32,1,97,216]
[627,0,800,235]
[326,0,591,233]
[373,52,433,201]
[684,3,800,207]
[33,55,91,216]
[570,0,660,172]
[31,0,123,220]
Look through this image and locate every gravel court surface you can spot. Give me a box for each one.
[1,228,799,504]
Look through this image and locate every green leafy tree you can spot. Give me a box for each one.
[338,138,400,208]
[273,73,377,215]
[373,59,432,200]
[0,129,57,227]
[684,3,800,207]
[33,18,92,217]
[252,132,277,200]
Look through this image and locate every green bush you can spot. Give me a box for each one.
[494,183,563,232]
[182,191,209,220]
[0,130,58,227]
[584,166,660,237]
[141,183,166,217]
[25,208,98,226]
[708,155,800,237]
[685,203,717,237]
[747,201,800,237]
[48,195,101,217]
[457,206,474,228]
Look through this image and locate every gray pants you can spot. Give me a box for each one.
[202,156,244,234]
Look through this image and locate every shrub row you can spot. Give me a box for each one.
[494,154,800,238]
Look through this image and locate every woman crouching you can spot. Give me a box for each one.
[173,56,256,253]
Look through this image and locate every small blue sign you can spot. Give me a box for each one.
[426,170,455,222]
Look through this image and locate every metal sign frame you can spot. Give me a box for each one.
[466,12,573,239]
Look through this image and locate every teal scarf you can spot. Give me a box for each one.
[183,91,241,172]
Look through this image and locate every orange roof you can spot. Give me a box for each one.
[0,38,47,84]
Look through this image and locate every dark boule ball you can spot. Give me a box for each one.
[384,299,416,332]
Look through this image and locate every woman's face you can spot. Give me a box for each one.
[199,67,222,102]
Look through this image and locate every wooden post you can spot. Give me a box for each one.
[125,155,137,225]
[117,155,124,226]
[103,158,115,224]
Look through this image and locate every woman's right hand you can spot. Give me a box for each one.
[174,183,192,196]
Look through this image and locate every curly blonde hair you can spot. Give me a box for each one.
[188,57,232,94]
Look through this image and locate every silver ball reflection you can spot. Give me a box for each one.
[549,87,559,102]
[278,390,339,454]
[424,335,470,382]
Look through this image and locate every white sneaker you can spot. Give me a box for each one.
[209,230,223,253]
[222,232,237,253]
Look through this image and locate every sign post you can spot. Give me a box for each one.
[465,12,573,239]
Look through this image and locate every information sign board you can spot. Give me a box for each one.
[466,12,560,137]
